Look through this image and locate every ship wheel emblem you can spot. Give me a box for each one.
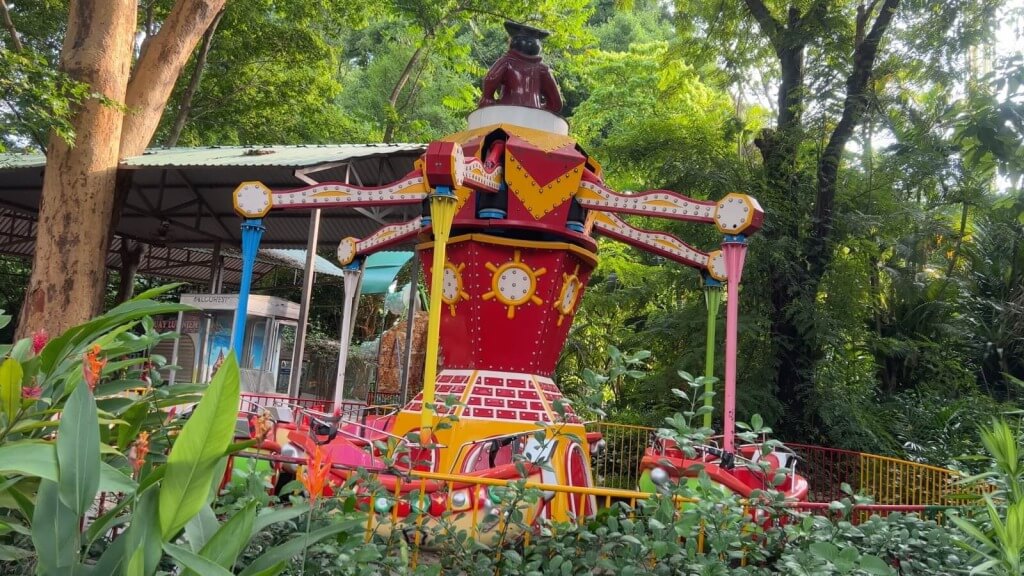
[440,261,470,316]
[554,264,582,326]
[483,249,546,319]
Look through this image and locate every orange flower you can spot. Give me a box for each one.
[255,409,273,442]
[129,431,150,478]
[82,344,107,392]
[298,443,333,505]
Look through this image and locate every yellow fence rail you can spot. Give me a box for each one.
[584,423,984,508]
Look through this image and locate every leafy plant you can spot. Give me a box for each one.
[949,417,1024,574]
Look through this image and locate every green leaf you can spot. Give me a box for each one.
[31,480,78,572]
[0,543,31,561]
[0,441,135,495]
[8,338,31,363]
[750,414,763,430]
[252,506,308,534]
[242,563,287,576]
[0,358,23,419]
[859,554,894,575]
[183,504,220,552]
[132,283,184,302]
[188,500,258,574]
[8,486,34,520]
[123,487,162,576]
[163,543,234,576]
[0,440,60,479]
[57,382,101,516]
[809,541,839,562]
[159,354,240,539]
[238,518,363,576]
[98,461,137,493]
[90,529,128,575]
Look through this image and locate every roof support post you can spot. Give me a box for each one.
[168,309,185,384]
[287,208,321,398]
[195,240,221,383]
[398,252,420,406]
[333,260,364,407]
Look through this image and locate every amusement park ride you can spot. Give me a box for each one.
[225,22,807,533]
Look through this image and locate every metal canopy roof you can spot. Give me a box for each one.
[0,208,355,287]
[0,144,426,250]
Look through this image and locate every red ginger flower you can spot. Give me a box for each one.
[82,344,107,392]
[299,443,333,505]
[22,385,42,399]
[31,329,48,355]
[129,431,150,478]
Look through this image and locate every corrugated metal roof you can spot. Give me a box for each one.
[0,209,354,286]
[122,144,425,168]
[0,153,45,169]
[0,144,425,249]
[0,145,424,171]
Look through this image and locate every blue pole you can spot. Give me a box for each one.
[232,218,265,355]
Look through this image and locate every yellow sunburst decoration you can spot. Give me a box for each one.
[554,264,582,326]
[483,250,546,319]
[440,261,470,316]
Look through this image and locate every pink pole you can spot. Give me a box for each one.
[721,235,748,453]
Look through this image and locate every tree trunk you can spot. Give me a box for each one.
[382,45,425,143]
[0,0,23,52]
[119,0,228,157]
[17,0,137,338]
[116,239,147,303]
[164,8,224,147]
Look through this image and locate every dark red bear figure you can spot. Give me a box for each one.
[478,21,563,113]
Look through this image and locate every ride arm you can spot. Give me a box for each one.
[591,211,725,280]
[461,155,504,193]
[337,216,427,266]
[575,170,764,235]
[233,169,428,213]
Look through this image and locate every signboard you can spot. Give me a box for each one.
[179,293,301,319]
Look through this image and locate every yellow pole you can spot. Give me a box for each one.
[420,187,458,434]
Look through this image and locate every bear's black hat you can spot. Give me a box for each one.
[504,21,550,40]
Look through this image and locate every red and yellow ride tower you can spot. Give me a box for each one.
[232,21,763,523]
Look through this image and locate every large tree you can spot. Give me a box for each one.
[14,0,227,337]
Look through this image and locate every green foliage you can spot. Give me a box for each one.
[0,49,93,152]
[949,417,1024,574]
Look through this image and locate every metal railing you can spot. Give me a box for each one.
[586,422,653,490]
[584,423,985,509]
[787,443,987,507]
[240,392,369,421]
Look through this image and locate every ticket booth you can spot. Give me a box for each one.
[161,293,298,392]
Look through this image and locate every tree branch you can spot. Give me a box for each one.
[812,0,901,267]
[164,8,224,147]
[742,0,781,46]
[119,0,228,157]
[383,42,427,143]
[0,0,23,52]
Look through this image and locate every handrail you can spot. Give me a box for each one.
[409,469,694,502]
